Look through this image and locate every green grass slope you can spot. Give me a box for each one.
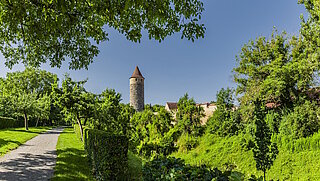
[0,127,49,156]
[171,132,320,180]
[52,128,94,181]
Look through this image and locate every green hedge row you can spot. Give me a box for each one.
[0,117,24,129]
[84,129,129,180]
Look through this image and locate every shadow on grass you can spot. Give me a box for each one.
[8,129,45,134]
[0,139,21,148]
[53,148,93,181]
[52,128,93,181]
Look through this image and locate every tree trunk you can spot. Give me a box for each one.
[76,114,84,141]
[36,117,39,127]
[264,171,266,181]
[24,111,28,131]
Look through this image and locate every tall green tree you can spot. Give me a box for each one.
[300,0,320,71]
[252,100,278,181]
[0,0,205,69]
[176,93,204,136]
[58,75,94,140]
[233,31,319,121]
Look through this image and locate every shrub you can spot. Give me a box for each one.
[142,157,230,181]
[206,108,243,137]
[279,100,320,138]
[176,133,199,153]
[0,117,24,129]
[84,129,129,180]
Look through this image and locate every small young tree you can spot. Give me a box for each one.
[252,100,278,181]
[57,75,94,140]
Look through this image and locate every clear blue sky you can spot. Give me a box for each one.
[0,0,307,105]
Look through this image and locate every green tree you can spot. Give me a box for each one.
[233,31,319,121]
[176,93,204,136]
[94,88,124,133]
[216,87,234,109]
[58,75,94,140]
[130,107,174,158]
[300,0,320,73]
[206,88,242,136]
[34,94,51,127]
[0,67,57,130]
[252,100,278,181]
[0,0,205,70]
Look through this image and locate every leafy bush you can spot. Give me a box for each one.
[206,108,243,137]
[0,116,24,129]
[279,100,320,138]
[176,93,204,136]
[176,133,199,153]
[142,157,230,181]
[130,107,175,159]
[84,129,129,180]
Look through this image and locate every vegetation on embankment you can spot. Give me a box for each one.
[0,127,49,156]
[52,128,94,181]
[171,131,320,180]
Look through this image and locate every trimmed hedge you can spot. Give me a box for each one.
[0,117,24,129]
[84,129,129,180]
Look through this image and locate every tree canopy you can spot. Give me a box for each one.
[0,67,57,130]
[0,0,205,70]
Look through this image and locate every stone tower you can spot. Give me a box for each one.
[130,66,144,112]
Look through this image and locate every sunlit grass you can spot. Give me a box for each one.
[52,128,94,181]
[0,127,49,156]
[171,132,320,180]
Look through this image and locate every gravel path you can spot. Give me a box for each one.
[0,127,64,181]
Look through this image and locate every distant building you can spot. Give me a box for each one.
[165,102,178,119]
[130,66,144,112]
[165,102,217,124]
[196,103,217,124]
[165,102,178,112]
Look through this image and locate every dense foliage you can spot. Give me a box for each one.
[176,93,204,136]
[0,68,58,130]
[130,107,176,159]
[0,0,205,69]
[206,88,243,137]
[84,129,129,180]
[142,157,231,181]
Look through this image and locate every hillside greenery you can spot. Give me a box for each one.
[1,1,320,180]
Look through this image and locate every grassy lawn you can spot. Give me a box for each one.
[0,127,49,156]
[52,128,94,181]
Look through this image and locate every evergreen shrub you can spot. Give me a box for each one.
[84,129,129,180]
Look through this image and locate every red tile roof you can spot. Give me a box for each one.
[130,66,144,79]
[166,102,178,110]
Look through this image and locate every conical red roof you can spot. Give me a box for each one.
[130,66,144,79]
